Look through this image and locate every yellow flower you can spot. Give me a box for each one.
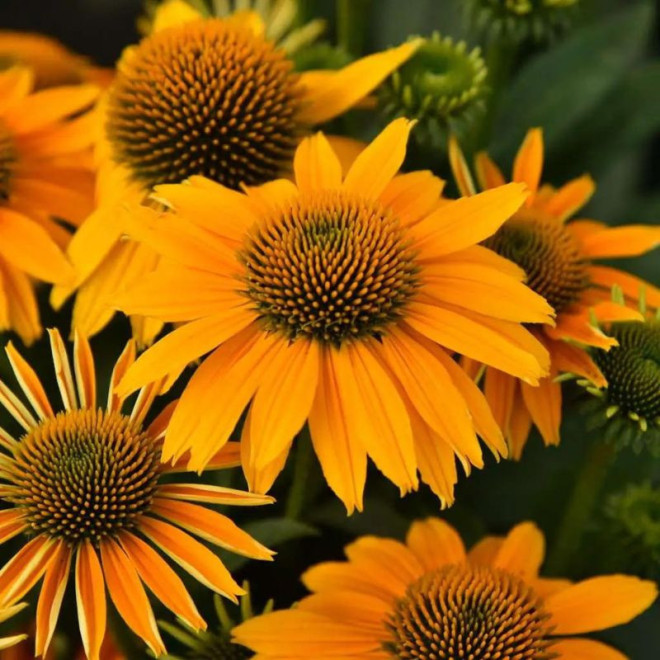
[233,517,658,659]
[450,128,660,458]
[0,329,274,660]
[0,31,112,90]
[0,67,98,344]
[52,0,420,344]
[114,119,553,512]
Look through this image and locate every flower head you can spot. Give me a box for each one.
[450,128,660,458]
[379,33,487,141]
[53,0,420,343]
[0,67,98,344]
[0,330,274,660]
[114,119,553,512]
[233,518,657,658]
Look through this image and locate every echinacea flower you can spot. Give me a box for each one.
[0,67,98,344]
[233,517,658,659]
[52,0,421,343]
[115,118,553,512]
[450,128,660,458]
[0,330,274,660]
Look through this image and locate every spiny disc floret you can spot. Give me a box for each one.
[241,190,419,345]
[6,409,161,544]
[594,320,660,423]
[106,19,303,191]
[387,564,555,659]
[485,210,588,314]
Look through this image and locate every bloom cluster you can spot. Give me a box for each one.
[0,0,657,658]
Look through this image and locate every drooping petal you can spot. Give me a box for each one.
[73,330,96,409]
[379,171,445,227]
[0,536,57,606]
[578,224,660,259]
[475,152,506,190]
[35,540,71,657]
[5,342,53,419]
[297,40,422,124]
[138,516,243,602]
[151,498,274,560]
[308,350,368,514]
[540,175,595,222]
[550,339,606,387]
[448,134,476,197]
[99,539,165,656]
[119,532,205,631]
[548,638,627,660]
[545,575,657,634]
[75,541,106,660]
[157,483,273,506]
[406,518,466,571]
[589,265,660,308]
[521,376,562,447]
[47,328,77,411]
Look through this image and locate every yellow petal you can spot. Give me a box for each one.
[521,376,562,447]
[448,134,476,197]
[578,224,660,259]
[406,518,466,571]
[294,133,343,193]
[513,128,544,201]
[540,175,595,222]
[492,522,545,580]
[297,39,422,124]
[475,151,506,190]
[545,575,657,634]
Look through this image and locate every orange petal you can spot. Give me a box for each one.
[308,350,368,514]
[0,510,27,545]
[298,591,389,633]
[119,531,205,631]
[468,536,504,566]
[475,151,506,190]
[547,312,618,350]
[512,128,544,200]
[550,339,606,387]
[590,301,644,323]
[99,539,165,656]
[448,134,476,197]
[589,265,660,308]
[540,175,595,222]
[157,483,273,506]
[151,498,274,560]
[509,388,533,460]
[406,518,466,571]
[294,132,343,193]
[47,328,77,411]
[521,376,562,447]
[545,575,657,634]
[297,39,422,124]
[138,516,243,601]
[0,373,38,430]
[75,541,106,660]
[379,171,445,227]
[548,638,627,660]
[36,540,71,657]
[73,329,96,409]
[579,224,660,259]
[492,522,545,580]
[0,536,57,606]
[5,342,53,419]
[164,441,242,473]
[343,118,415,199]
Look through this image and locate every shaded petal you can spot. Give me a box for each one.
[492,522,545,580]
[308,350,368,514]
[299,591,389,634]
[548,638,627,660]
[468,537,504,566]
[73,330,96,410]
[578,225,660,259]
[378,171,445,227]
[589,265,660,308]
[550,340,606,387]
[0,536,57,606]
[513,128,544,200]
[157,483,273,506]
[540,175,595,222]
[475,152,506,190]
[448,134,476,197]
[5,341,53,419]
[47,328,77,411]
[75,541,106,660]
[521,376,562,447]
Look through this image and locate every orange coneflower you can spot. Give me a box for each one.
[450,128,660,458]
[0,67,97,344]
[233,517,658,659]
[52,0,420,343]
[0,329,274,660]
[114,118,554,512]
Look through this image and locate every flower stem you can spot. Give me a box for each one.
[337,0,371,56]
[285,428,313,520]
[546,441,615,575]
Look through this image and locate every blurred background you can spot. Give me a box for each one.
[0,0,658,657]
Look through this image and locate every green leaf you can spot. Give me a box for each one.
[222,518,319,572]
[491,2,654,160]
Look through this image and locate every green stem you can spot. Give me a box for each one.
[285,429,313,520]
[546,442,615,575]
[337,0,371,56]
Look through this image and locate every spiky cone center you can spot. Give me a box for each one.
[0,120,16,201]
[5,409,161,545]
[240,190,420,345]
[593,320,660,426]
[106,19,304,191]
[382,34,487,121]
[485,208,589,315]
[387,564,556,659]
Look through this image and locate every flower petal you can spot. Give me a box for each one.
[513,128,543,200]
[548,638,627,660]
[521,376,562,447]
[492,522,545,580]
[75,541,106,660]
[406,518,466,571]
[294,132,343,193]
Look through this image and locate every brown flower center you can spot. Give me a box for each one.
[241,190,419,345]
[387,564,556,659]
[5,409,161,544]
[485,208,589,314]
[106,19,304,191]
